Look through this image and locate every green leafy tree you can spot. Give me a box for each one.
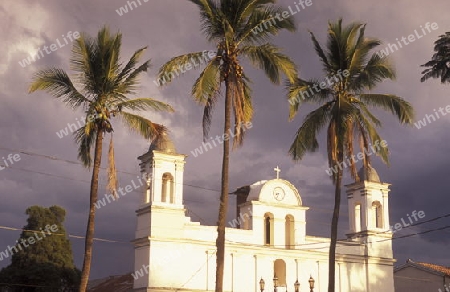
[286,19,414,292]
[157,1,298,291]
[0,205,80,292]
[29,26,174,292]
[421,32,450,83]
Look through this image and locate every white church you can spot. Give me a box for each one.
[132,134,396,292]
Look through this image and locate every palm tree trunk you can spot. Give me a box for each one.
[327,167,342,292]
[215,78,232,292]
[79,132,104,292]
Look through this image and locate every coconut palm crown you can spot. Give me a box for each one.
[29,26,173,292]
[286,19,414,292]
[157,1,298,291]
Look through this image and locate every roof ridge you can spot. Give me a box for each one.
[415,261,450,276]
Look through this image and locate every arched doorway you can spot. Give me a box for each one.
[274,259,287,287]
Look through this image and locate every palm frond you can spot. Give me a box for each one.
[344,23,364,62]
[107,134,118,198]
[238,5,296,45]
[116,46,148,83]
[236,0,275,25]
[29,69,90,109]
[192,58,222,104]
[353,101,382,127]
[309,31,331,71]
[73,125,97,167]
[355,109,389,165]
[117,60,151,95]
[113,98,174,113]
[350,53,396,91]
[188,0,221,41]
[347,37,381,76]
[286,77,333,120]
[70,32,97,94]
[157,52,216,86]
[100,28,122,89]
[344,116,357,180]
[240,43,298,84]
[358,93,414,124]
[231,74,253,148]
[118,111,167,140]
[289,101,334,160]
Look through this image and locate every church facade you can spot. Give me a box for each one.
[132,135,396,292]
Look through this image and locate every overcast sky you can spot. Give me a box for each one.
[1,0,450,280]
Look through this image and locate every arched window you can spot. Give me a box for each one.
[355,204,362,232]
[372,201,383,228]
[161,173,174,203]
[274,259,287,287]
[264,213,274,246]
[285,215,295,249]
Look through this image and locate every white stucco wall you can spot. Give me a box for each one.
[134,149,395,292]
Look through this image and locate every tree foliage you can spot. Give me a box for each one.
[0,206,80,292]
[421,32,450,84]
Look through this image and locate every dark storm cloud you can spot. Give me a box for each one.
[1,0,450,279]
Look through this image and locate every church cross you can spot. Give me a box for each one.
[274,166,281,179]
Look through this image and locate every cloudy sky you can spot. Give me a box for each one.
[1,0,450,281]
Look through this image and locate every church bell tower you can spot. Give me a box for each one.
[346,165,393,258]
[133,134,187,290]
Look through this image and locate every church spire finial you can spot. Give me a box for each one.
[274,166,281,179]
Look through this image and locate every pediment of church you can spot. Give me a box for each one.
[246,179,302,206]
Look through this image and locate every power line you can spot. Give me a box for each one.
[179,253,214,290]
[1,163,333,227]
[1,213,450,250]
[224,211,450,250]
[4,159,450,243]
[0,145,342,220]
[3,145,450,248]
[0,145,220,193]
[351,211,450,240]
[0,225,129,244]
[0,282,52,288]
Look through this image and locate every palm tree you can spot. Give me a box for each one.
[157,1,298,291]
[286,19,414,292]
[421,32,450,83]
[29,26,174,292]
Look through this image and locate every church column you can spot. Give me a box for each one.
[144,177,151,204]
[152,160,164,203]
[231,252,235,292]
[382,190,390,230]
[316,261,321,291]
[254,255,258,292]
[206,250,211,291]
[273,217,284,247]
[361,190,369,230]
[175,161,185,205]
[348,196,356,233]
[338,262,342,292]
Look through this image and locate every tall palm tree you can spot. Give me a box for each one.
[286,19,414,292]
[157,1,298,291]
[29,26,174,292]
[421,32,450,83]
